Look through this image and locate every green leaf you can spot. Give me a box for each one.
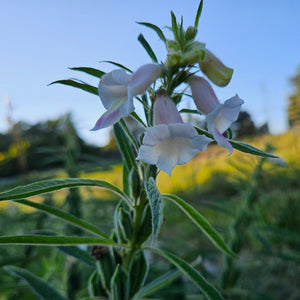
[57,245,95,266]
[14,199,109,238]
[114,122,138,173]
[101,61,132,73]
[0,178,130,203]
[69,67,105,78]
[144,177,163,242]
[111,264,130,300]
[134,268,182,299]
[4,265,68,300]
[136,22,167,43]
[229,139,278,158]
[179,108,201,114]
[137,34,158,63]
[0,235,125,247]
[119,118,139,152]
[134,257,200,299]
[163,194,236,257]
[170,11,179,42]
[49,79,98,95]
[123,162,131,197]
[148,248,225,300]
[194,0,204,28]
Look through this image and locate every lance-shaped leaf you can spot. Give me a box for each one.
[111,265,130,300]
[229,139,278,158]
[0,178,130,203]
[49,79,98,95]
[0,235,125,247]
[101,60,132,73]
[144,177,163,242]
[114,122,138,172]
[134,266,183,299]
[4,265,68,300]
[134,257,201,299]
[148,248,225,300]
[69,67,105,78]
[58,246,95,266]
[163,194,236,257]
[194,0,204,28]
[138,34,158,63]
[136,22,166,43]
[14,199,109,238]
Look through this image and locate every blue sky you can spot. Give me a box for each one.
[1,0,299,146]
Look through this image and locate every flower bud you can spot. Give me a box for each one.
[166,39,180,52]
[185,26,198,40]
[199,50,233,87]
[183,42,206,65]
[166,51,183,67]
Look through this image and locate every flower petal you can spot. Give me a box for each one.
[213,129,233,155]
[168,123,197,139]
[143,124,170,146]
[214,95,244,133]
[189,75,219,114]
[91,106,122,130]
[138,123,211,176]
[127,63,162,96]
[192,135,213,151]
[153,94,183,125]
[136,145,159,164]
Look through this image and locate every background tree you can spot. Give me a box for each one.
[288,66,300,128]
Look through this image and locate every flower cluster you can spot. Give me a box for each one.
[92,16,244,176]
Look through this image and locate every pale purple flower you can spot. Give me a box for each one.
[189,75,244,154]
[92,64,162,130]
[137,94,212,176]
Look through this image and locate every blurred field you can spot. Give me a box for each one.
[0,130,299,299]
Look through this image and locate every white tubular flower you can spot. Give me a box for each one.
[137,94,212,176]
[92,63,162,130]
[189,75,244,155]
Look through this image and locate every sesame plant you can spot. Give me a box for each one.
[0,1,277,299]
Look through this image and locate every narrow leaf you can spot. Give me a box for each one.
[0,235,124,247]
[171,11,179,42]
[111,265,130,300]
[179,108,201,114]
[69,67,105,78]
[134,257,200,299]
[114,122,138,172]
[136,22,166,43]
[194,0,204,28]
[144,177,163,241]
[137,34,158,63]
[163,194,236,257]
[148,248,225,300]
[229,139,278,158]
[0,178,130,203]
[49,79,98,95]
[119,118,139,152]
[134,268,182,299]
[101,61,132,73]
[14,199,109,238]
[4,265,68,300]
[57,246,95,266]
